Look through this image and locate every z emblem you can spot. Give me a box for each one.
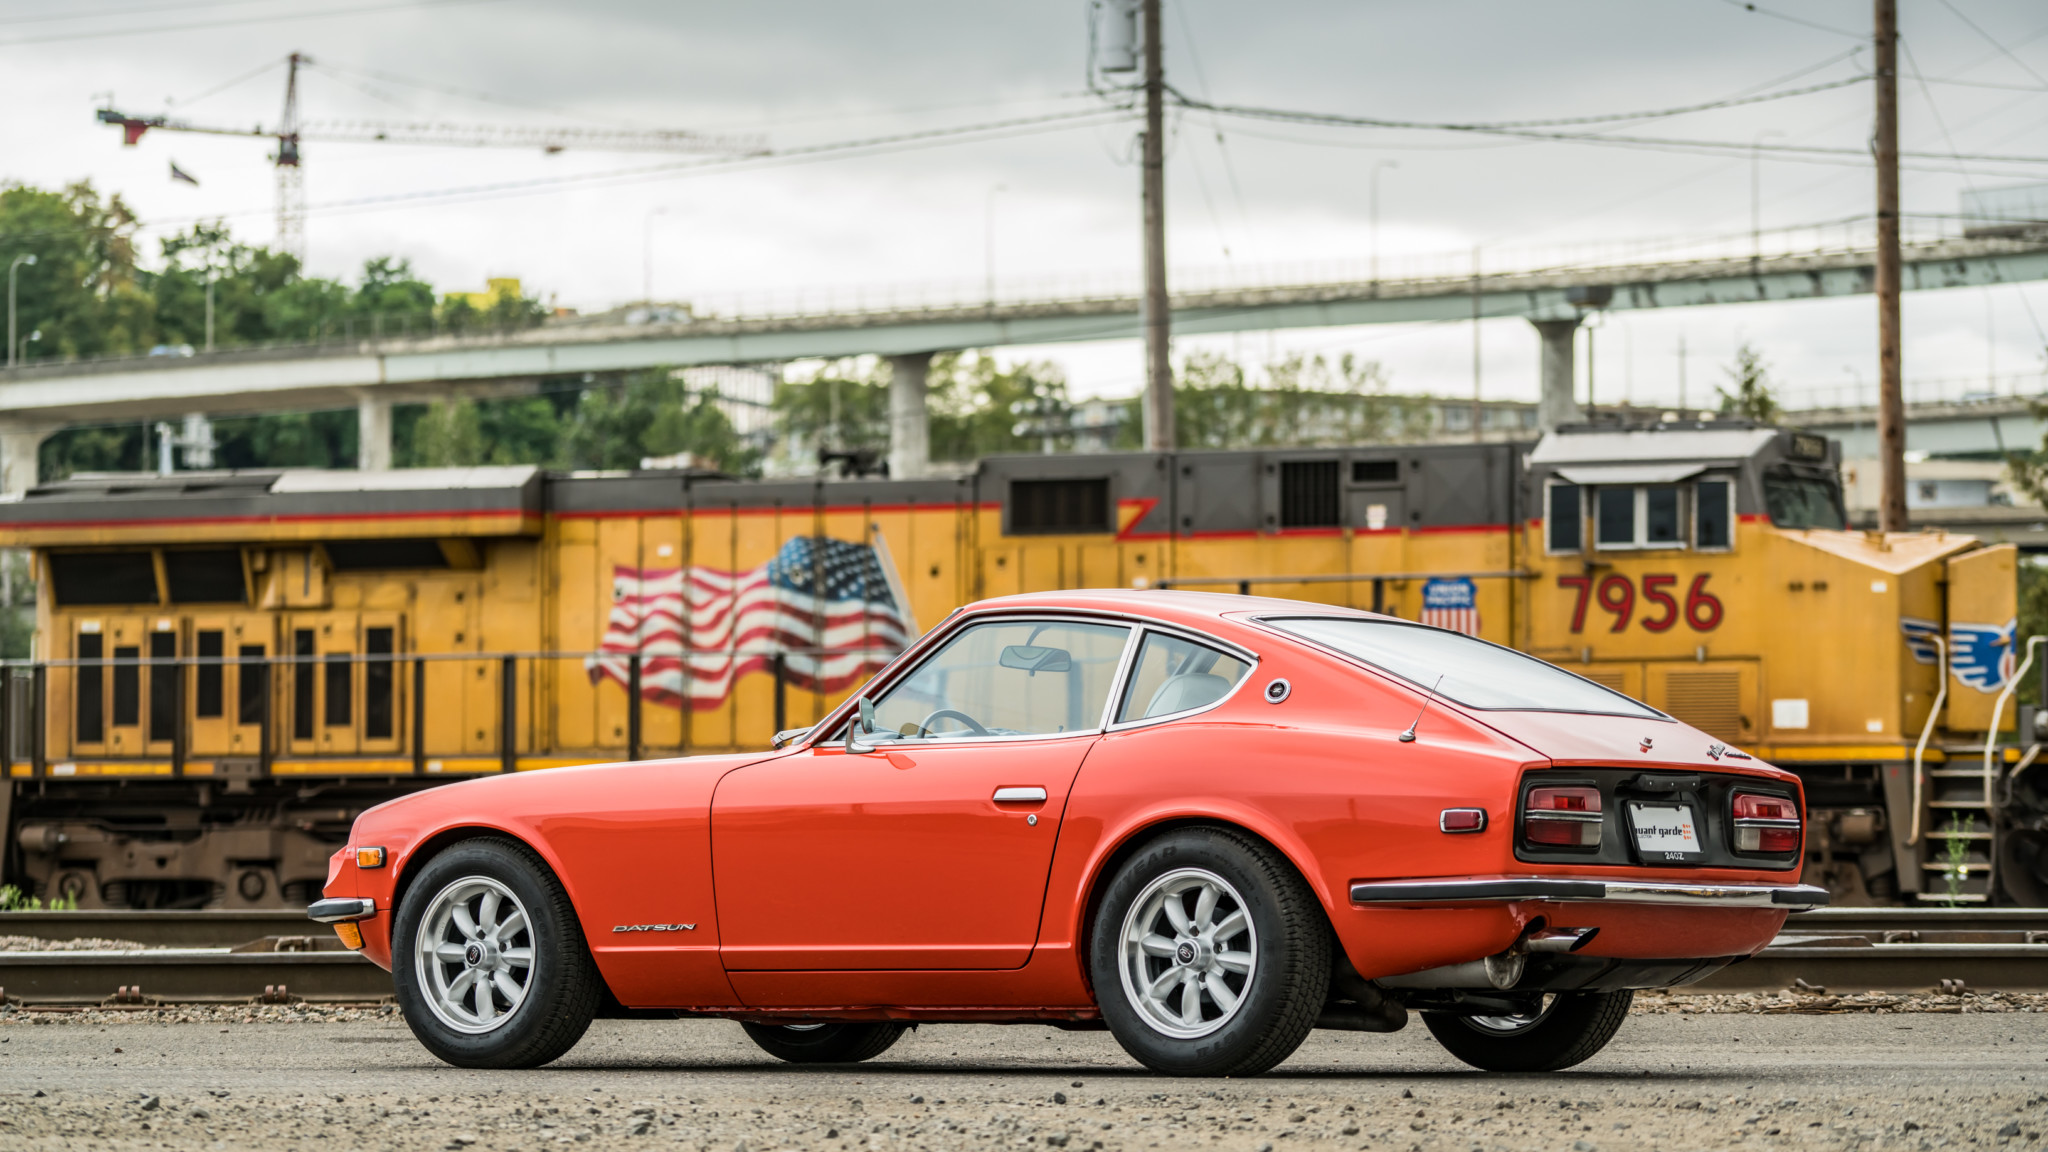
[613,923,696,933]
[1639,736,1654,754]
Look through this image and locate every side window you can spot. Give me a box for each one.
[1115,631,1252,724]
[1695,479,1733,550]
[1546,482,1581,553]
[1595,487,1635,548]
[870,619,1131,740]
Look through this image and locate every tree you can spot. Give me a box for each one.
[410,399,489,466]
[1116,350,1428,449]
[1717,342,1782,423]
[928,352,1073,459]
[774,359,892,461]
[0,181,153,362]
[558,369,752,473]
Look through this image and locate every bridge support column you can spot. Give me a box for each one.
[357,394,393,471]
[887,353,931,479]
[0,424,53,497]
[1531,319,1584,432]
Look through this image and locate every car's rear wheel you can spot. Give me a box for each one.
[739,1021,909,1064]
[1089,826,1329,1077]
[392,837,600,1068]
[1421,989,1633,1072]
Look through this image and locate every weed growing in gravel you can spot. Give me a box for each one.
[0,885,76,911]
[1941,814,1971,907]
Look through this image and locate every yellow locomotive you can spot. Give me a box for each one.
[0,421,2032,908]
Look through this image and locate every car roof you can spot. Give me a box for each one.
[955,588,1377,633]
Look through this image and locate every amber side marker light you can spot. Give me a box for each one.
[333,922,364,950]
[355,846,386,869]
[1732,792,1801,853]
[1525,786,1603,848]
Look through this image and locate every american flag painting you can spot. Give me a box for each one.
[1419,577,1480,636]
[587,534,912,709]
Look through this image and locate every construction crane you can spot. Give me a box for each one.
[98,53,766,261]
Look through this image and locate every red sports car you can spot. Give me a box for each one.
[312,590,1823,1076]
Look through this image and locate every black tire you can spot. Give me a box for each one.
[1088,826,1330,1077]
[739,1022,909,1064]
[391,836,601,1069]
[1421,990,1634,1072]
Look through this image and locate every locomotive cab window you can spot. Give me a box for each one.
[1545,482,1583,553]
[1587,483,1724,551]
[1694,478,1734,550]
[1763,467,1846,531]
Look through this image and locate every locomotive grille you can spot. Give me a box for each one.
[1661,671,1744,739]
[1581,670,1628,693]
[1280,461,1341,528]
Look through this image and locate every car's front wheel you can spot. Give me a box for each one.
[739,1021,909,1063]
[392,837,600,1068]
[1089,826,1329,1077]
[1421,989,1633,1071]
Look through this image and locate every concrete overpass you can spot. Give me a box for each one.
[2,234,2045,492]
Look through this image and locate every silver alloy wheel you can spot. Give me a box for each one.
[1464,995,1555,1034]
[1117,867,1258,1039]
[414,875,536,1035]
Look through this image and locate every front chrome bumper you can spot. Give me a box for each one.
[1348,877,1830,910]
[306,897,377,923]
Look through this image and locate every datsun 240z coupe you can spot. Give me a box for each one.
[312,590,1825,1076]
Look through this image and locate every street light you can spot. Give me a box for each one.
[1370,160,1398,286]
[985,184,1008,309]
[1751,129,1785,264]
[7,253,35,368]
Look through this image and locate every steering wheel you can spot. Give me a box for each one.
[919,708,992,737]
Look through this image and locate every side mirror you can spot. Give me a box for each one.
[999,644,1074,675]
[845,698,877,754]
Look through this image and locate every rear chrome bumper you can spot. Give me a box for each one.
[306,897,377,923]
[1348,877,1830,910]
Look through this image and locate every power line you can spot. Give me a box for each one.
[0,0,504,47]
[1716,0,1864,40]
[1934,0,2048,89]
[0,0,290,28]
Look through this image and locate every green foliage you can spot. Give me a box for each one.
[0,883,75,911]
[0,181,151,362]
[1118,350,1425,449]
[928,352,1073,460]
[1940,812,1971,907]
[402,395,577,468]
[775,360,893,457]
[1717,342,1782,423]
[556,369,754,474]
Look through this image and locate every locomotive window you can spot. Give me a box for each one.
[1695,479,1733,550]
[1764,468,1846,531]
[292,631,315,740]
[76,631,105,744]
[196,631,224,719]
[1009,478,1111,535]
[148,632,177,743]
[1595,487,1635,547]
[1545,483,1582,553]
[1280,460,1341,528]
[50,552,158,606]
[238,644,267,726]
[113,645,140,728]
[322,539,451,570]
[364,627,394,740]
[1644,486,1682,545]
[164,551,247,603]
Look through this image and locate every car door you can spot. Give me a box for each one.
[712,616,1135,971]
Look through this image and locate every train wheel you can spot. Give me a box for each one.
[392,837,599,1069]
[1089,826,1329,1077]
[739,1022,909,1063]
[1421,990,1633,1072]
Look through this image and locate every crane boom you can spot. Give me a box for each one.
[96,108,764,156]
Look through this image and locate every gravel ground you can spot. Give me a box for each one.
[0,936,149,952]
[1,1001,2044,1152]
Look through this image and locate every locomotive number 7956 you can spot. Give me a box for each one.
[1557,573,1723,634]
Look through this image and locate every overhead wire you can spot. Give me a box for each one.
[0,0,504,47]
[1715,0,1864,41]
[0,0,291,28]
[1933,0,2048,89]
[164,56,286,110]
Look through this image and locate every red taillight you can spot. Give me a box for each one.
[1524,786,1603,848]
[1732,791,1801,853]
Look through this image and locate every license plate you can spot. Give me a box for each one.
[1627,802,1702,862]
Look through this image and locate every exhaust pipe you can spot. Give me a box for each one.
[1524,926,1599,953]
[1376,950,1525,990]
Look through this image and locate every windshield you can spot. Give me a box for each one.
[1263,616,1664,717]
[1764,468,1846,530]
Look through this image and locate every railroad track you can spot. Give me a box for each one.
[0,907,2043,1007]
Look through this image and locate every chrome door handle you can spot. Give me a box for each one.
[993,786,1048,803]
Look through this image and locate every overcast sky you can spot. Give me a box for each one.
[3,0,2047,413]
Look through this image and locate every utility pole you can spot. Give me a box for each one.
[1139,0,1174,451]
[1874,0,1907,533]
